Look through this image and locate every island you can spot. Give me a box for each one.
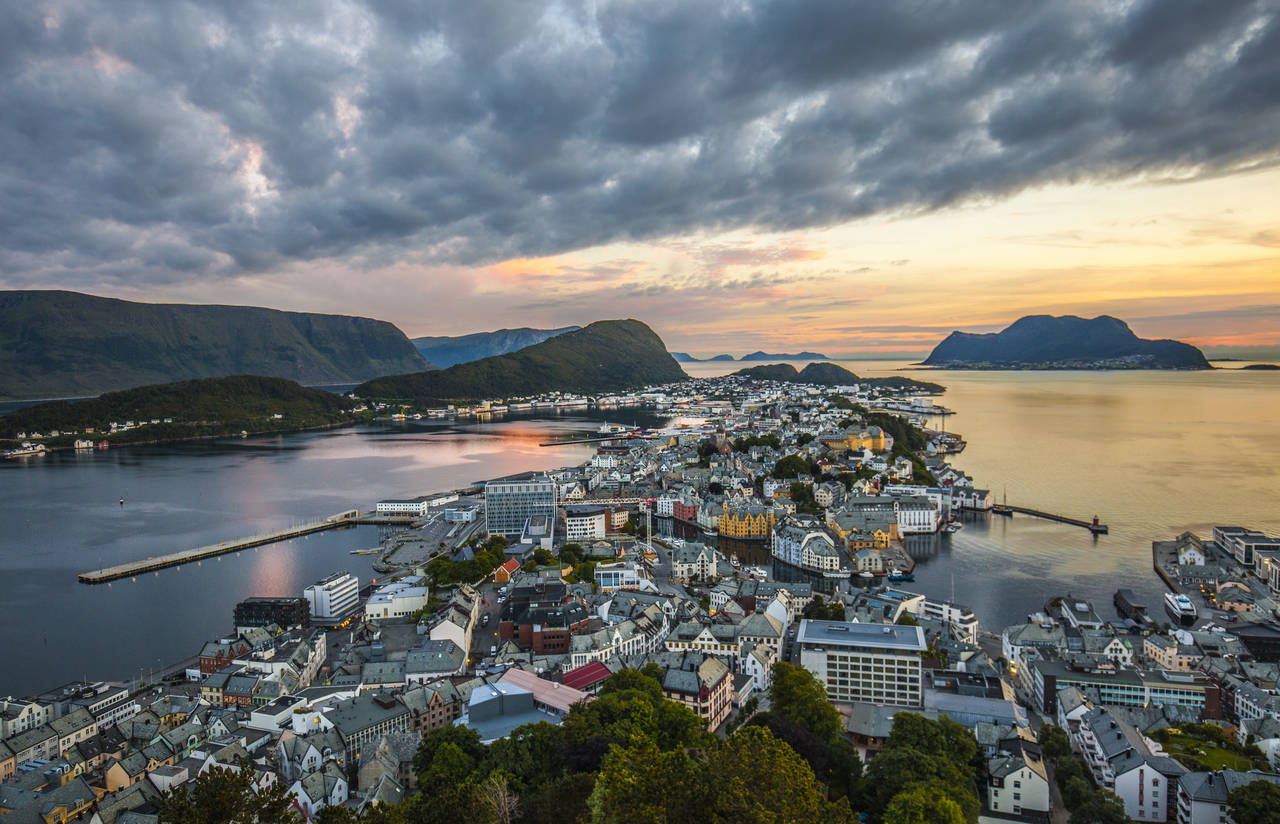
[740,350,830,361]
[923,314,1211,369]
[732,362,944,393]
[1241,363,1280,370]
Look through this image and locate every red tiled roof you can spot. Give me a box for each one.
[499,558,520,573]
[561,660,612,691]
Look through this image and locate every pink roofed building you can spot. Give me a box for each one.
[496,668,593,716]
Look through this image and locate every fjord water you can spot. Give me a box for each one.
[684,360,1280,627]
[2,367,1278,695]
[0,418,609,695]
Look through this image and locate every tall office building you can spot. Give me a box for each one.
[485,473,557,538]
[796,620,927,707]
[304,572,359,621]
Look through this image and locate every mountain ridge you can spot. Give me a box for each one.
[357,319,687,403]
[923,314,1210,369]
[412,326,580,367]
[0,290,430,400]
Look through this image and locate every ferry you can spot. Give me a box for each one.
[1164,592,1198,626]
[597,423,631,435]
[887,569,915,582]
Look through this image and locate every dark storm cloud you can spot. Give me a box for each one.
[2,0,1278,285]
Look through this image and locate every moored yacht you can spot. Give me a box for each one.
[1164,592,1198,626]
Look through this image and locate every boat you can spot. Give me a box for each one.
[944,523,962,533]
[1164,592,1198,626]
[887,569,915,582]
[1114,589,1149,623]
[858,571,875,579]
[730,556,741,568]
[3,443,46,459]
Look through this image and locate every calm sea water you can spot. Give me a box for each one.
[683,360,1280,628]
[0,415,656,695]
[2,366,1278,695]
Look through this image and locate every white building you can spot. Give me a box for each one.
[375,499,428,517]
[796,620,926,707]
[773,523,842,573]
[564,506,607,542]
[1177,770,1280,824]
[444,507,478,523]
[364,578,429,620]
[304,572,359,621]
[987,741,1052,819]
[1074,707,1186,822]
[595,562,652,594]
[671,542,717,582]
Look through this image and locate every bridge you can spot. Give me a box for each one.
[77,510,360,584]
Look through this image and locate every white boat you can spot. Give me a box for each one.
[1164,592,1198,626]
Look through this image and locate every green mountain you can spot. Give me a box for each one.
[923,315,1211,369]
[732,362,944,392]
[412,326,580,367]
[0,375,350,441]
[0,290,431,400]
[357,319,687,403]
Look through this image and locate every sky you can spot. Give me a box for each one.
[2,0,1278,357]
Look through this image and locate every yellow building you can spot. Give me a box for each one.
[845,528,894,551]
[719,505,778,539]
[819,425,891,453]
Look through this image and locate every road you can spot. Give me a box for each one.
[468,577,504,665]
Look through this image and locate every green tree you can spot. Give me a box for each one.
[1069,789,1128,824]
[712,726,853,824]
[772,454,809,479]
[1039,723,1072,761]
[154,762,296,824]
[896,613,920,626]
[588,735,706,824]
[864,747,978,823]
[1060,776,1092,811]
[883,785,966,824]
[1228,780,1280,824]
[768,662,841,742]
[522,773,596,824]
[413,726,484,785]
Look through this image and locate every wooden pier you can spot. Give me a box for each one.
[77,509,360,584]
[996,505,1108,534]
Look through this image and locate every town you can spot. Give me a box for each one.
[3,373,1280,824]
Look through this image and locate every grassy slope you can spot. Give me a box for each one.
[357,319,687,402]
[0,375,350,438]
[0,290,428,399]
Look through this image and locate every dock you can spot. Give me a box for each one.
[995,504,1108,534]
[77,510,360,584]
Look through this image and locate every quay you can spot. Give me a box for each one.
[994,504,1108,534]
[77,510,360,584]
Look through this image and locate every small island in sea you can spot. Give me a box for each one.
[923,314,1211,370]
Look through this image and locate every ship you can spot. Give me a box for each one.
[1164,592,1198,627]
[887,569,915,582]
[1114,588,1149,623]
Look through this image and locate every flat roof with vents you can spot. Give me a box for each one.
[796,620,926,652]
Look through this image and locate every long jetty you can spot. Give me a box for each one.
[996,504,1108,534]
[77,509,360,584]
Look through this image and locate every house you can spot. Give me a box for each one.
[853,549,883,573]
[561,661,615,694]
[405,640,467,683]
[657,652,733,731]
[987,736,1052,819]
[288,761,348,820]
[671,542,718,582]
[494,558,521,585]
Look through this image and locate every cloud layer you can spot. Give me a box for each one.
[2,0,1278,287]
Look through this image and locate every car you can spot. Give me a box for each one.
[481,614,491,626]
[490,644,497,655]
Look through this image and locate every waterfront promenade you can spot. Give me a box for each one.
[77,509,360,583]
